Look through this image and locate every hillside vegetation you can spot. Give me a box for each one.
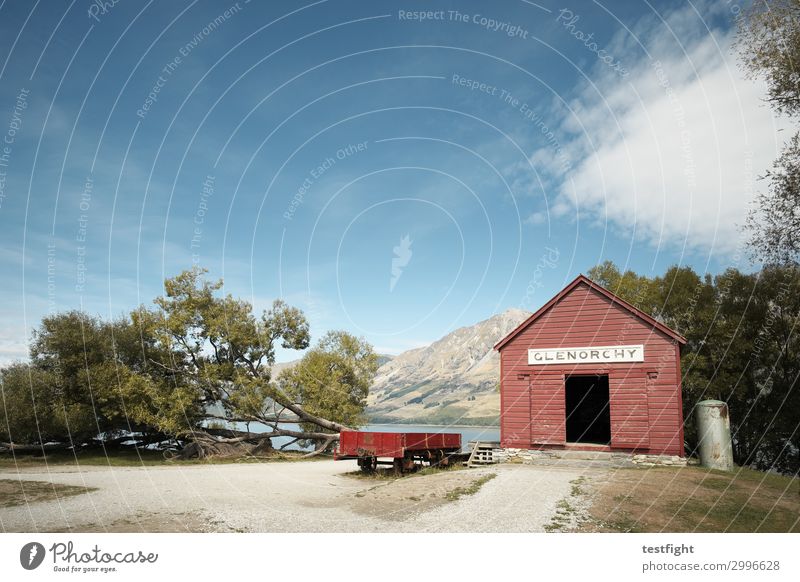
[366,308,529,425]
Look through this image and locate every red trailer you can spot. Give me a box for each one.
[335,430,462,473]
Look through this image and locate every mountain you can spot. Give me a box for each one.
[270,354,394,378]
[366,308,530,425]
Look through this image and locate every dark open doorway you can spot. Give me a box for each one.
[565,375,611,444]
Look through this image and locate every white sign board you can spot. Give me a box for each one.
[528,344,644,365]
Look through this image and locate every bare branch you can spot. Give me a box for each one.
[279,437,299,451]
[301,436,336,458]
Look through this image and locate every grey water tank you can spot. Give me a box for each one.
[695,400,734,471]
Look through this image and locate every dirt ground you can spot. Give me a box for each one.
[5,459,791,533]
[321,468,496,521]
[579,465,800,533]
[0,479,96,508]
[0,460,592,533]
[52,512,212,533]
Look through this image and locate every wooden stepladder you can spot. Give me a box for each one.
[467,441,495,467]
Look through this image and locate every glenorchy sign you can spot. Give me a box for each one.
[528,344,645,365]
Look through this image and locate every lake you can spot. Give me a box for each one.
[363,424,500,452]
[264,423,500,452]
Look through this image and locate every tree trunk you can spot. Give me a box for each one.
[170,432,276,460]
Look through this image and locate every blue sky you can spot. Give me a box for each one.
[0,0,786,363]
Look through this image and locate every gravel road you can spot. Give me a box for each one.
[0,461,606,533]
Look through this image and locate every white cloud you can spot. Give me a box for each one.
[0,324,30,366]
[525,211,547,225]
[542,3,791,255]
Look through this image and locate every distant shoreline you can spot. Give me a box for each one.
[366,423,500,429]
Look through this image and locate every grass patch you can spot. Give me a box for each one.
[557,498,576,514]
[445,473,496,501]
[544,476,587,532]
[416,463,467,477]
[343,469,398,481]
[0,449,170,467]
[545,498,576,532]
[585,466,800,533]
[386,380,433,400]
[571,476,587,496]
[0,449,326,468]
[0,479,96,507]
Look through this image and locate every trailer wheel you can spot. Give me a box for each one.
[392,458,403,476]
[358,457,377,473]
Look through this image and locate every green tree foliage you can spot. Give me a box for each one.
[737,1,800,263]
[0,363,92,444]
[746,135,800,264]
[1,310,172,448]
[279,331,379,434]
[1,268,379,457]
[737,0,800,116]
[120,268,377,454]
[587,262,800,474]
[27,311,150,439]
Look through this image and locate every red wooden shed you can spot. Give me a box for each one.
[494,274,686,456]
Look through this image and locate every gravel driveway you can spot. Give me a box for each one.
[0,461,606,533]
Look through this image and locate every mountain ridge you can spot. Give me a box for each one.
[366,308,531,425]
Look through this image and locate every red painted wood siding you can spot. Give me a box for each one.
[530,369,565,444]
[499,281,683,456]
[609,370,650,448]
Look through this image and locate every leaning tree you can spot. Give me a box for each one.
[1,310,172,453]
[120,268,378,458]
